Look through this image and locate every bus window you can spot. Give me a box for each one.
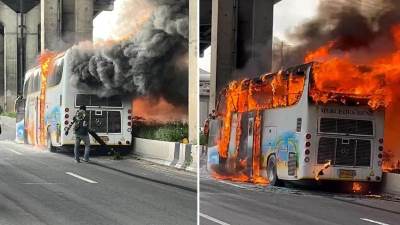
[107,96,122,107]
[28,76,34,94]
[288,74,305,105]
[108,111,121,133]
[23,77,30,98]
[91,95,103,106]
[89,110,107,133]
[272,74,288,107]
[47,59,63,87]
[33,74,38,92]
[76,94,90,106]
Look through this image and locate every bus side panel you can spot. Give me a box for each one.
[260,70,310,181]
[261,106,306,181]
[45,86,62,146]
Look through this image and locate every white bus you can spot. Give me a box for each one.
[207,63,385,186]
[16,50,132,152]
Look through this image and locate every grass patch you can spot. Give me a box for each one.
[133,121,188,142]
[0,112,17,118]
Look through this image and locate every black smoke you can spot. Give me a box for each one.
[278,0,400,68]
[69,0,188,107]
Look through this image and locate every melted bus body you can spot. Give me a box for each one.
[207,63,384,185]
[16,50,132,150]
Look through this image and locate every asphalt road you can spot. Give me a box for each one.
[0,139,197,225]
[200,175,400,225]
[199,151,400,225]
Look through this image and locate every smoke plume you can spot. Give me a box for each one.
[279,0,400,67]
[69,0,188,108]
[279,0,400,170]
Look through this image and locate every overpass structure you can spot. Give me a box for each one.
[200,0,281,111]
[0,0,114,112]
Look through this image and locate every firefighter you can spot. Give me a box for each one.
[65,105,90,163]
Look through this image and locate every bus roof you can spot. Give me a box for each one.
[24,51,66,82]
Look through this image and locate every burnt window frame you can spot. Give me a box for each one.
[74,94,123,108]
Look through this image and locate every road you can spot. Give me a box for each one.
[200,157,400,225]
[0,117,197,225]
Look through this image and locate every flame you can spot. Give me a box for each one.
[38,51,58,146]
[352,182,362,193]
[132,96,187,123]
[305,24,400,172]
[212,67,305,184]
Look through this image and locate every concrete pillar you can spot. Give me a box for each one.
[0,2,18,112]
[188,0,198,144]
[74,0,93,42]
[209,0,276,110]
[4,29,18,112]
[0,26,4,111]
[25,5,40,68]
[209,0,236,110]
[237,0,273,74]
[41,0,60,52]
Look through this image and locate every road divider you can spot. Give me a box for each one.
[133,138,197,173]
[382,172,400,195]
[66,172,98,184]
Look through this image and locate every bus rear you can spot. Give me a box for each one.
[299,104,385,182]
[60,93,132,149]
[297,66,385,183]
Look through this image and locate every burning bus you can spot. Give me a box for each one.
[15,50,132,151]
[207,63,385,186]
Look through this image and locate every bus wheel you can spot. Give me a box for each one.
[267,155,281,186]
[47,134,56,153]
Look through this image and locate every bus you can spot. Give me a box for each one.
[15,50,132,152]
[207,63,385,186]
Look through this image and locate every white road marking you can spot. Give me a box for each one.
[218,180,249,189]
[4,148,23,155]
[200,213,231,225]
[22,182,60,185]
[66,172,98,184]
[360,218,390,225]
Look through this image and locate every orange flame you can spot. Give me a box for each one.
[213,67,305,184]
[38,51,58,146]
[352,182,362,193]
[305,24,400,172]
[132,96,187,123]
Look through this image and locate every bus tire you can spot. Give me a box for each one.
[267,155,281,186]
[47,134,56,153]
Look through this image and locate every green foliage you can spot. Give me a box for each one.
[1,112,17,118]
[134,121,188,142]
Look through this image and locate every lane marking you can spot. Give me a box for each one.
[200,213,231,225]
[22,182,60,185]
[4,148,23,155]
[360,218,390,225]
[218,180,249,189]
[66,172,98,184]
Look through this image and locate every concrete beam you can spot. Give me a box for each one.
[189,0,198,144]
[41,0,60,52]
[75,0,93,42]
[209,0,277,110]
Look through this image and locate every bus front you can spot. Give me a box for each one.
[300,67,385,183]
